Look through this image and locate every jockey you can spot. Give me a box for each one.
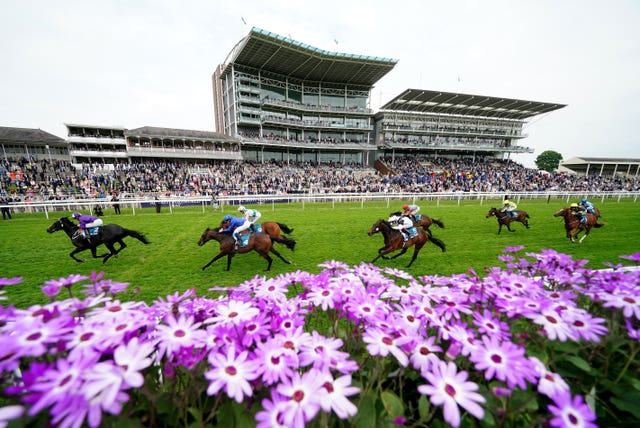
[72,211,103,239]
[570,203,588,224]
[402,203,420,221]
[238,205,261,233]
[579,198,596,214]
[500,200,517,218]
[389,214,413,241]
[220,214,249,248]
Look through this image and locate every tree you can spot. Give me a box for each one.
[535,150,563,172]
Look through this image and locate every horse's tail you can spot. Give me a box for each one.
[125,229,150,244]
[270,235,296,251]
[432,218,445,229]
[525,212,530,218]
[276,222,294,234]
[429,236,446,253]
[593,222,605,228]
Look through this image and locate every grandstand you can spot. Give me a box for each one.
[376,89,565,163]
[0,126,67,162]
[212,27,398,165]
[558,156,640,177]
[66,124,242,165]
[212,27,566,168]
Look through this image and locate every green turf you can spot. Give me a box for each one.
[1,198,638,308]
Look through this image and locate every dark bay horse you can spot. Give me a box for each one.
[553,207,605,243]
[486,207,530,235]
[390,211,444,237]
[367,219,446,268]
[47,217,150,263]
[220,219,296,250]
[198,228,292,271]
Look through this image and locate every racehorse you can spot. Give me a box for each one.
[486,207,530,235]
[367,219,446,268]
[390,211,444,237]
[46,217,150,263]
[553,207,605,243]
[220,219,296,250]
[197,228,292,271]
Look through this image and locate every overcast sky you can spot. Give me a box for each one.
[2,0,639,167]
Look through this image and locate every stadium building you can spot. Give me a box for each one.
[213,27,566,168]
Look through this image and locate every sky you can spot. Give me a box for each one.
[2,0,639,168]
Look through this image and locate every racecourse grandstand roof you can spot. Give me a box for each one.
[380,89,566,120]
[126,126,239,142]
[0,126,65,145]
[221,27,398,86]
[559,156,640,176]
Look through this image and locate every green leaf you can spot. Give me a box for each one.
[563,355,593,374]
[418,394,430,420]
[610,396,640,419]
[186,408,203,428]
[380,390,405,417]
[353,392,377,428]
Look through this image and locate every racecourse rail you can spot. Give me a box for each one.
[2,191,638,219]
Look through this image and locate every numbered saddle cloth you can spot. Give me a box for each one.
[239,234,250,247]
[88,227,100,236]
[414,214,422,221]
[253,224,263,233]
[408,226,418,238]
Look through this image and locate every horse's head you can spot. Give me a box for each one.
[368,219,388,236]
[486,208,497,218]
[47,217,73,233]
[198,228,215,246]
[553,207,570,218]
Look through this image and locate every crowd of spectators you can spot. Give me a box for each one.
[1,155,639,203]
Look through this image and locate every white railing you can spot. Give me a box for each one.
[2,191,638,218]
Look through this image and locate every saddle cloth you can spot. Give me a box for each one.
[253,223,263,233]
[239,234,250,247]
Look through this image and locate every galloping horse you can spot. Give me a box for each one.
[390,211,445,237]
[220,219,296,250]
[47,217,150,263]
[486,207,530,235]
[367,219,446,268]
[553,207,605,243]
[198,228,292,271]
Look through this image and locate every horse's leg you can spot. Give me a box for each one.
[111,239,127,258]
[69,247,86,263]
[202,252,226,270]
[407,242,426,267]
[226,254,234,271]
[101,243,120,263]
[269,247,291,265]
[497,222,503,235]
[578,226,592,243]
[372,248,392,264]
[389,248,408,259]
[506,220,515,232]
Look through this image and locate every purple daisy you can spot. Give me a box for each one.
[418,360,486,428]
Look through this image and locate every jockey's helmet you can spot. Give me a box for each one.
[503,200,510,205]
[402,204,409,210]
[570,203,579,208]
[223,214,232,222]
[238,205,246,212]
[580,198,587,203]
[72,212,81,219]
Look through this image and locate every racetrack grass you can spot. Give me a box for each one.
[1,198,638,308]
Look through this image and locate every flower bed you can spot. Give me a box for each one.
[1,248,639,427]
